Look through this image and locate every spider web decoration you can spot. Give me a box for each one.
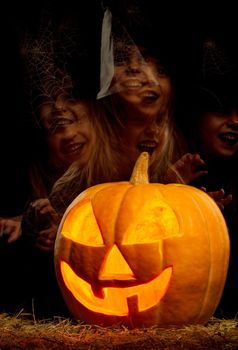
[53,14,90,76]
[111,17,145,65]
[97,8,143,99]
[201,38,235,80]
[189,36,238,110]
[20,18,74,128]
[97,7,159,99]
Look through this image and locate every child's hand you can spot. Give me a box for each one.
[28,199,60,252]
[25,198,60,246]
[30,198,59,224]
[36,225,58,252]
[166,153,208,184]
[201,187,233,210]
[0,216,22,244]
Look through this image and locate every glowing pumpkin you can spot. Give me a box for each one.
[54,152,230,328]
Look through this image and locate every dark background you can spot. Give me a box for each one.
[1,0,237,214]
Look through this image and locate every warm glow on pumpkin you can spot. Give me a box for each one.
[99,245,135,279]
[54,152,230,328]
[61,200,104,246]
[61,194,180,244]
[61,261,172,315]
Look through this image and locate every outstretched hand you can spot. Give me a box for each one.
[0,216,22,244]
[201,187,233,211]
[29,198,60,252]
[36,226,58,252]
[166,153,208,184]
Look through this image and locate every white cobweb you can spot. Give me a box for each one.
[20,15,80,127]
[97,6,159,99]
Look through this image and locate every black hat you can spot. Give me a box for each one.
[194,38,238,111]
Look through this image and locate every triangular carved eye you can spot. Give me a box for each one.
[99,245,135,280]
[121,199,179,244]
[61,200,104,246]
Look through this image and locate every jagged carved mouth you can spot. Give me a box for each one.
[61,261,172,316]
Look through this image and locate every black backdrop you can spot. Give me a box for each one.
[1,0,237,214]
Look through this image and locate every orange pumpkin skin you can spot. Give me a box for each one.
[54,153,230,328]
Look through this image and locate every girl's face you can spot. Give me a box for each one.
[112,47,173,120]
[39,96,94,171]
[198,109,238,158]
[120,115,167,166]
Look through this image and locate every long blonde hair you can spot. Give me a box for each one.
[49,98,122,214]
[50,93,183,215]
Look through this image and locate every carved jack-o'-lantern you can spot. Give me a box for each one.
[54,152,230,328]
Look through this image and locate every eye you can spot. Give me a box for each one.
[113,185,180,245]
[121,200,179,244]
[157,66,168,77]
[142,57,168,77]
[143,56,152,64]
[61,200,104,246]
[114,54,128,66]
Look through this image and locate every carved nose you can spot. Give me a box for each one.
[99,245,135,281]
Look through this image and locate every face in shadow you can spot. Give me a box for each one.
[197,108,238,159]
[39,95,94,171]
[111,46,173,120]
[119,113,169,169]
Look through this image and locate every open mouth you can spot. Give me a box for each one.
[137,141,158,154]
[141,91,160,103]
[65,143,85,155]
[219,132,238,146]
[121,79,144,89]
[61,261,172,316]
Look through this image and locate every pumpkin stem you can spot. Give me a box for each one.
[129,152,150,185]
